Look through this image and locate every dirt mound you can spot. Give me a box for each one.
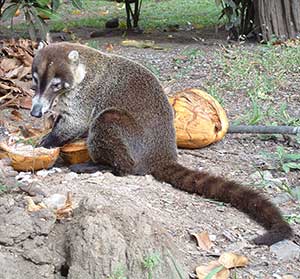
[0,193,187,279]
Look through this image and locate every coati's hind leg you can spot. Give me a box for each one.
[83,107,145,176]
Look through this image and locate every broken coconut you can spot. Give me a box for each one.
[60,139,90,165]
[0,141,59,171]
[168,88,229,149]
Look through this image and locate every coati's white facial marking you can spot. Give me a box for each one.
[73,63,86,85]
[68,50,86,85]
[38,41,46,50]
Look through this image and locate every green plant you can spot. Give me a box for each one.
[108,265,127,279]
[142,252,161,279]
[166,250,185,279]
[0,0,82,40]
[0,182,7,194]
[262,146,300,173]
[216,0,254,39]
[284,214,300,224]
[86,40,100,49]
[204,265,224,279]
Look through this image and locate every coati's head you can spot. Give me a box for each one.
[30,43,86,118]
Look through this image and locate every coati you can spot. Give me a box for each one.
[31,42,292,246]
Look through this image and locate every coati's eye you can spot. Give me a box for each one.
[51,78,62,92]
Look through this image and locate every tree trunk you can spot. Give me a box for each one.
[255,0,300,41]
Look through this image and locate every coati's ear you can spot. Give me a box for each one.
[68,50,79,64]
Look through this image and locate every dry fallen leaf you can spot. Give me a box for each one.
[218,252,249,269]
[55,192,73,220]
[196,260,229,279]
[191,231,213,251]
[25,197,47,212]
[121,40,164,50]
[10,110,23,121]
[106,43,114,51]
[99,10,109,16]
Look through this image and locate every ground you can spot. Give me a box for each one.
[0,27,300,279]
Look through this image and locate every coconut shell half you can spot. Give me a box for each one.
[0,142,60,171]
[60,140,90,165]
[169,88,229,149]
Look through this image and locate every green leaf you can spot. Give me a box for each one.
[51,0,61,11]
[30,8,49,40]
[282,164,290,173]
[35,6,60,20]
[204,266,225,279]
[36,0,50,7]
[284,153,300,161]
[1,4,19,21]
[71,0,83,10]
[283,162,300,170]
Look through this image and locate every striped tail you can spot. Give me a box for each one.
[152,162,293,246]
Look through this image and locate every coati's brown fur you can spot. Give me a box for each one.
[31,42,293,246]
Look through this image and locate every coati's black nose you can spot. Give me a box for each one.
[30,104,43,118]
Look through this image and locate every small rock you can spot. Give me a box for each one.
[15,172,33,184]
[291,186,300,200]
[36,167,61,177]
[43,194,66,210]
[282,275,295,279]
[270,240,300,260]
[271,192,291,205]
[64,172,78,180]
[250,170,285,188]
[105,18,119,29]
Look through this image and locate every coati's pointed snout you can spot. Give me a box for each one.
[30,103,43,118]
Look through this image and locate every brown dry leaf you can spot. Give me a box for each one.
[121,40,164,50]
[18,96,32,109]
[191,231,213,251]
[99,10,109,16]
[19,125,48,139]
[0,39,36,109]
[56,192,73,220]
[25,197,47,212]
[282,275,295,279]
[10,109,23,121]
[196,260,230,279]
[0,57,19,72]
[106,43,114,52]
[218,252,249,269]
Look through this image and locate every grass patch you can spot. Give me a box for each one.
[0,183,8,194]
[211,44,300,125]
[261,146,300,173]
[53,0,222,31]
[108,265,127,279]
[142,252,161,279]
[1,0,222,33]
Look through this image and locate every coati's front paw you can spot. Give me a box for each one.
[38,133,65,149]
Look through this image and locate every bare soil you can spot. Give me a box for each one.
[0,29,300,278]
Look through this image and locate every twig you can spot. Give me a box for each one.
[228,125,300,135]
